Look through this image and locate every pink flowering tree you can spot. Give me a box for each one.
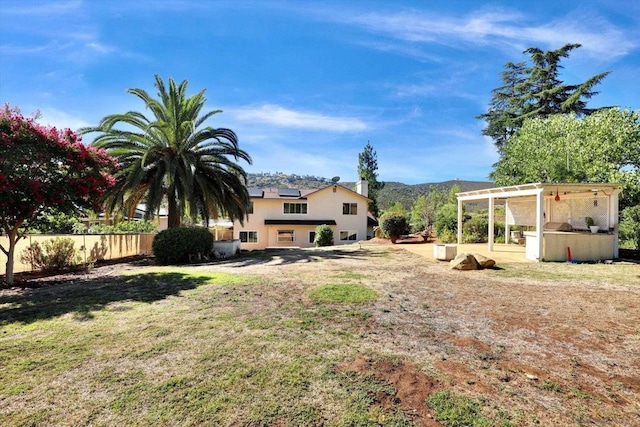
[0,105,117,285]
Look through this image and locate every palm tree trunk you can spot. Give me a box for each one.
[167,192,180,228]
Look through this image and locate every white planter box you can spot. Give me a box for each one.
[212,239,241,259]
[434,244,457,261]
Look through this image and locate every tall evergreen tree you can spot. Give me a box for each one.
[357,141,383,217]
[477,61,529,149]
[81,75,252,228]
[479,43,610,152]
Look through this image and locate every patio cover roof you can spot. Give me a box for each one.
[457,182,622,202]
[455,182,622,260]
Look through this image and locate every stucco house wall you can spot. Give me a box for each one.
[233,183,370,250]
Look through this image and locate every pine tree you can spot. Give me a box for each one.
[479,43,610,152]
[357,142,383,217]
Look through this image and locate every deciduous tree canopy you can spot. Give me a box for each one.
[1,105,116,285]
[490,108,640,209]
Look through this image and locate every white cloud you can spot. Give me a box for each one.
[35,108,91,132]
[328,7,637,60]
[86,41,116,54]
[394,83,440,98]
[1,0,83,16]
[231,104,368,132]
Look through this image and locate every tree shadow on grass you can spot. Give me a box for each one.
[0,272,211,325]
[212,246,389,268]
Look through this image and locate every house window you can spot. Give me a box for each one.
[283,203,307,214]
[340,231,357,241]
[309,231,316,243]
[239,231,258,243]
[277,230,295,242]
[343,203,357,215]
[247,201,254,214]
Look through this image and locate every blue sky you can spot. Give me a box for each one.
[1,0,638,184]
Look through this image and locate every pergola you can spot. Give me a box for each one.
[456,183,622,261]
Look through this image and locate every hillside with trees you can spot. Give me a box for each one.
[247,173,493,212]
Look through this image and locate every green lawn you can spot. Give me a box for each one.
[0,268,413,426]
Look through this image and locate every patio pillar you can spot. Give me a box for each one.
[457,198,463,245]
[488,196,494,251]
[504,199,510,244]
[535,189,544,260]
[611,189,620,258]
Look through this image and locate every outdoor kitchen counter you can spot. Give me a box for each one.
[524,230,615,262]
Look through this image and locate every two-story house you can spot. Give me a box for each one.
[233,180,371,249]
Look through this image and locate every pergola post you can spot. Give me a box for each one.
[611,189,620,258]
[488,197,495,251]
[457,198,463,245]
[535,189,544,260]
[505,199,510,244]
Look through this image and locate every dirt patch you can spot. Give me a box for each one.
[4,255,152,288]
[338,355,441,427]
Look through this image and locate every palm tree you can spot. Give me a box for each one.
[81,75,252,228]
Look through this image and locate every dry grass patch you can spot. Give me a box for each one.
[1,243,639,426]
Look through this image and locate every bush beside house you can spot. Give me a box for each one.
[314,224,334,247]
[381,214,409,243]
[152,227,213,265]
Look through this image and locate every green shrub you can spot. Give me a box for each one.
[20,237,80,271]
[462,231,482,244]
[114,220,158,233]
[435,204,459,238]
[619,205,640,249]
[87,223,113,234]
[35,210,82,234]
[313,224,334,247]
[373,226,385,239]
[381,214,408,243]
[72,222,88,234]
[87,220,157,234]
[152,227,213,265]
[463,215,489,242]
[438,229,457,244]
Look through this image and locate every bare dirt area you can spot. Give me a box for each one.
[200,243,640,425]
[5,243,640,425]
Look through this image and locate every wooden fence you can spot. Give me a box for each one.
[0,233,155,276]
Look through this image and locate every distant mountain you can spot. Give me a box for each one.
[247,172,332,189]
[247,173,493,211]
[374,180,494,210]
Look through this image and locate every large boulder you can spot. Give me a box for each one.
[450,253,480,270]
[473,253,496,269]
[449,253,496,270]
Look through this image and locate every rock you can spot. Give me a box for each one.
[472,253,496,269]
[450,253,481,270]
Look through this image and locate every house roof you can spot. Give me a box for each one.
[305,184,371,201]
[248,184,371,201]
[135,204,168,217]
[249,188,316,199]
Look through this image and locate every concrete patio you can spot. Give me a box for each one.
[399,242,531,264]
